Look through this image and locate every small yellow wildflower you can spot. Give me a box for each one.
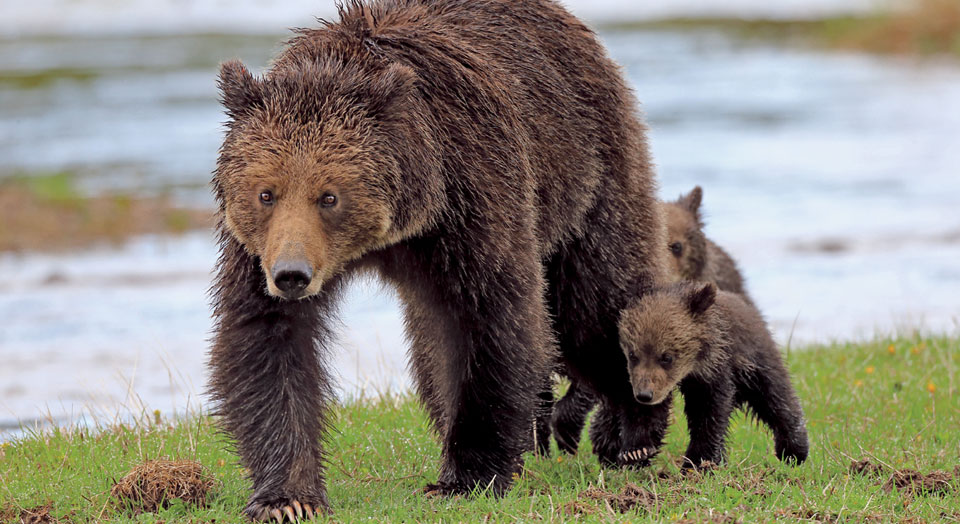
[557,456,563,463]
[911,346,920,355]
[512,472,520,481]
[854,379,864,387]
[927,382,936,393]
[865,366,875,374]
[887,344,896,355]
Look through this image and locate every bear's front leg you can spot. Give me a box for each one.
[680,377,735,469]
[422,245,553,496]
[208,237,339,521]
[616,396,673,468]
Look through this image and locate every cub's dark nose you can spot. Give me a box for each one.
[272,259,313,295]
[635,390,654,403]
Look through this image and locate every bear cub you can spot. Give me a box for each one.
[551,186,754,456]
[616,281,809,469]
[661,186,752,303]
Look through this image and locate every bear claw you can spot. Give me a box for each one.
[618,447,654,467]
[255,501,316,522]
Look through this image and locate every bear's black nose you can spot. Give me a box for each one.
[272,259,313,295]
[635,390,654,403]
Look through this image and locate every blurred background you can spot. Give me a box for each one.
[1,0,958,436]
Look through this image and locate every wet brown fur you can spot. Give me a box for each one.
[604,281,809,469]
[551,186,754,455]
[662,186,752,302]
[208,0,665,519]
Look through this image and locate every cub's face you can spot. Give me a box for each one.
[215,60,416,300]
[618,282,717,405]
[661,186,707,281]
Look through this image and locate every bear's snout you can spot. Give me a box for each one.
[271,258,313,298]
[634,390,654,403]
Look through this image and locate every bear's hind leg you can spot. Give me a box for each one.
[417,243,554,496]
[552,378,596,454]
[588,401,621,466]
[739,363,809,464]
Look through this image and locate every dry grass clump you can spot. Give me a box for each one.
[110,459,216,514]
[824,0,960,56]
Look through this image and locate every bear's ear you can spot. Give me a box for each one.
[218,60,265,119]
[685,282,716,316]
[678,186,703,221]
[364,62,417,117]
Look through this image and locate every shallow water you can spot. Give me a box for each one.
[1,15,959,433]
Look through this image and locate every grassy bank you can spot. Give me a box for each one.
[608,0,960,58]
[0,172,212,253]
[1,335,958,522]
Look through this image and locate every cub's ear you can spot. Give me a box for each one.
[364,62,417,117]
[678,186,703,221]
[686,282,716,316]
[218,60,264,119]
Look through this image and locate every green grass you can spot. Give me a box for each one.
[603,0,960,59]
[2,336,958,522]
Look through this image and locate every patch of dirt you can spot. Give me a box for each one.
[111,459,216,514]
[850,459,954,497]
[14,504,69,524]
[777,508,879,523]
[577,483,658,514]
[849,459,885,477]
[882,469,953,497]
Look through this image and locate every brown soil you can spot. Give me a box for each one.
[849,459,954,497]
[111,459,216,514]
[883,469,954,497]
[575,483,659,514]
[849,459,885,477]
[0,179,212,253]
[8,504,69,524]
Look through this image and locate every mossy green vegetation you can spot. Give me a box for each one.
[1,335,958,522]
[605,0,960,59]
[0,172,212,252]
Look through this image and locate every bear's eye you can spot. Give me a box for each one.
[658,353,674,366]
[669,242,683,257]
[259,190,274,205]
[320,193,338,208]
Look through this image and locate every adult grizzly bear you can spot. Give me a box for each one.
[208,0,663,520]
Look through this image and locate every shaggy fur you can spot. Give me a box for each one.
[551,185,755,455]
[208,0,665,519]
[612,282,809,469]
[662,186,752,303]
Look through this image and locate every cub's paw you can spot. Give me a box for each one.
[617,447,655,468]
[247,500,321,522]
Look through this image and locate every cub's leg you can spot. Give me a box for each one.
[738,361,809,464]
[208,235,337,521]
[617,397,673,467]
[680,377,735,469]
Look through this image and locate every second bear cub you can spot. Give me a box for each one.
[616,281,809,469]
